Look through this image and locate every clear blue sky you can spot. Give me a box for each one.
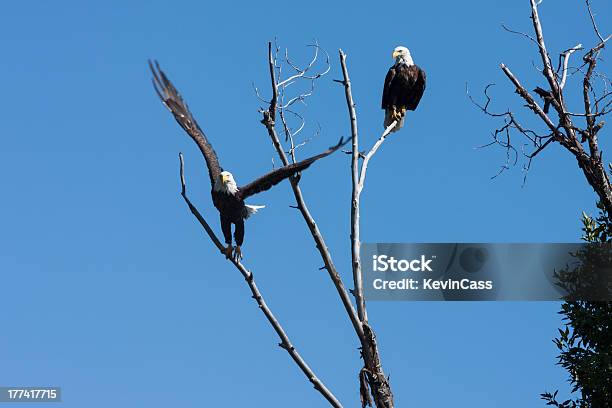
[1,1,610,407]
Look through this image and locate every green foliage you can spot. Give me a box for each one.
[542,202,612,408]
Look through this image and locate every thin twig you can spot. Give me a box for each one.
[586,0,605,44]
[502,23,540,48]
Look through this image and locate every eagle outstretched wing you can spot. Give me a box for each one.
[150,60,223,187]
[237,137,348,200]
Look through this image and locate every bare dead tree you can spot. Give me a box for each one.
[256,42,396,407]
[470,0,612,215]
[160,39,402,407]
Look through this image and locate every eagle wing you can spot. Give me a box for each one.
[407,65,426,111]
[150,60,223,187]
[237,137,348,200]
[381,66,396,109]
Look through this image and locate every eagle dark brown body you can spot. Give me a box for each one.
[382,64,426,112]
[212,190,246,223]
[381,46,426,132]
[212,190,247,250]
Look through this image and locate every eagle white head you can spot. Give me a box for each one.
[392,46,414,66]
[215,170,238,195]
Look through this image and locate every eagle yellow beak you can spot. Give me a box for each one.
[222,174,230,183]
[392,50,400,59]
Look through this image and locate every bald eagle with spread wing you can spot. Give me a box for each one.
[150,61,345,260]
[382,46,426,132]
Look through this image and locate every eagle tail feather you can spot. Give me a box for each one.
[245,204,266,218]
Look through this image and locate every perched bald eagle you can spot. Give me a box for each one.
[382,46,426,132]
[150,61,346,260]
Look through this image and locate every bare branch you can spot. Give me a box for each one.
[586,0,605,44]
[502,23,540,48]
[338,49,367,325]
[278,42,331,88]
[527,135,555,159]
[559,44,583,90]
[358,124,398,188]
[252,82,270,104]
[281,80,316,109]
[467,83,508,117]
[267,42,278,120]
[567,106,612,118]
[178,153,342,408]
[500,63,562,136]
[530,0,560,95]
[467,81,559,179]
[260,40,331,173]
[279,108,308,163]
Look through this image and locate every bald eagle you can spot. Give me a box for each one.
[382,46,426,132]
[150,61,346,260]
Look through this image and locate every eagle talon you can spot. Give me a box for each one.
[391,106,398,121]
[233,246,242,261]
[393,107,406,122]
[224,245,233,259]
[392,110,402,123]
